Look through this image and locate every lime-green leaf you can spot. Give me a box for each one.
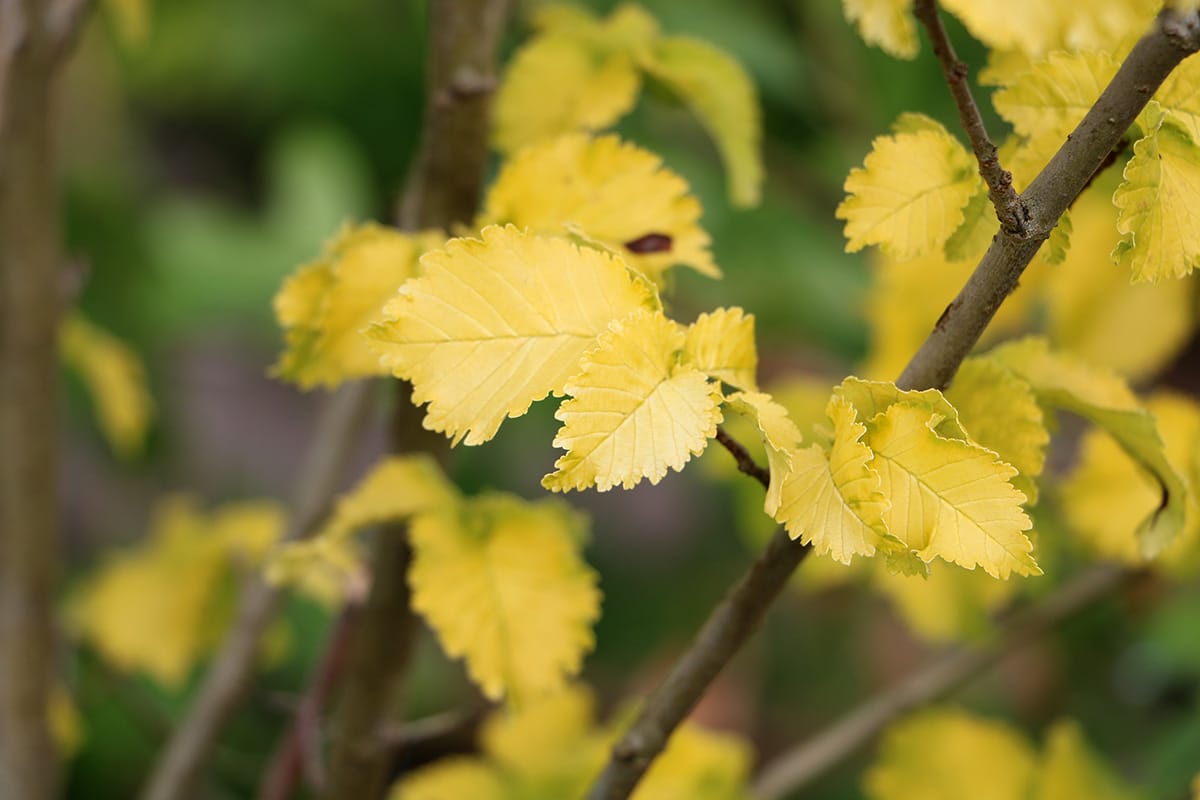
[481,133,717,284]
[640,35,763,207]
[409,495,600,704]
[684,307,757,390]
[865,403,1038,579]
[837,115,978,260]
[988,337,1190,557]
[1113,105,1200,282]
[543,311,723,492]
[369,226,656,446]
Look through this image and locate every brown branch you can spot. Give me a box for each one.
[318,3,510,798]
[898,8,1200,392]
[139,380,375,800]
[587,10,1200,798]
[752,565,1135,799]
[715,426,770,488]
[912,0,1025,235]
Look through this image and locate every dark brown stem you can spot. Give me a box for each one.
[588,10,1200,798]
[140,381,375,800]
[912,0,1025,235]
[318,3,510,798]
[715,426,770,488]
[752,565,1135,799]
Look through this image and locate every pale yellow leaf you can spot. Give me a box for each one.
[988,337,1190,557]
[272,223,442,389]
[1032,720,1140,800]
[59,312,155,459]
[634,723,754,800]
[1044,175,1195,381]
[387,759,505,800]
[772,397,892,564]
[684,307,757,390]
[1155,54,1200,143]
[838,116,977,260]
[939,0,1152,58]
[874,561,1016,643]
[724,390,805,516]
[1113,105,1200,282]
[640,35,763,207]
[841,0,918,59]
[369,226,656,446]
[865,403,1038,579]
[834,376,969,441]
[409,494,600,703]
[947,358,1049,503]
[543,311,723,492]
[481,133,718,283]
[865,708,1039,800]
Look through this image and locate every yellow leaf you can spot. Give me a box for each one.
[639,35,763,207]
[939,0,1152,58]
[102,0,150,45]
[865,708,1039,800]
[59,312,155,459]
[387,759,505,800]
[543,311,723,492]
[947,358,1049,503]
[369,226,656,446]
[874,561,1017,643]
[481,133,718,284]
[772,396,892,564]
[48,685,84,758]
[684,307,757,390]
[835,377,969,441]
[841,0,918,59]
[72,496,231,687]
[1113,105,1200,282]
[865,403,1038,579]
[492,5,658,153]
[210,500,287,564]
[837,115,978,260]
[409,494,600,703]
[1043,175,1195,381]
[1155,54,1200,143]
[634,724,754,800]
[272,223,442,389]
[988,337,1190,557]
[1060,392,1200,567]
[1032,720,1140,800]
[725,390,805,517]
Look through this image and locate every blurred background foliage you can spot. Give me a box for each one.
[58,0,1198,797]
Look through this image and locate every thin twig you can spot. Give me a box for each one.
[752,565,1135,799]
[715,426,770,488]
[912,0,1025,235]
[140,380,375,800]
[587,10,1200,798]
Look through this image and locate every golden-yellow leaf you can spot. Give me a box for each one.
[725,390,805,516]
[59,312,155,459]
[272,223,443,389]
[387,759,505,800]
[841,0,918,59]
[772,397,892,564]
[409,495,600,704]
[865,403,1038,579]
[683,307,757,390]
[543,311,723,492]
[481,133,717,284]
[369,226,656,446]
[639,35,764,207]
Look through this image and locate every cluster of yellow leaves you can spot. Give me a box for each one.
[268,454,601,705]
[389,686,753,800]
[494,3,762,207]
[59,312,155,459]
[369,225,756,493]
[72,496,288,687]
[866,709,1139,800]
[272,223,444,388]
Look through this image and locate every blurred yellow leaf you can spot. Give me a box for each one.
[409,495,600,703]
[635,724,753,800]
[841,0,918,59]
[272,223,443,389]
[103,0,150,45]
[1032,720,1140,800]
[874,561,1016,643]
[48,685,84,758]
[684,307,757,391]
[388,759,505,800]
[59,312,155,459]
[543,311,722,492]
[838,115,977,260]
[369,226,656,446]
[481,133,717,284]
